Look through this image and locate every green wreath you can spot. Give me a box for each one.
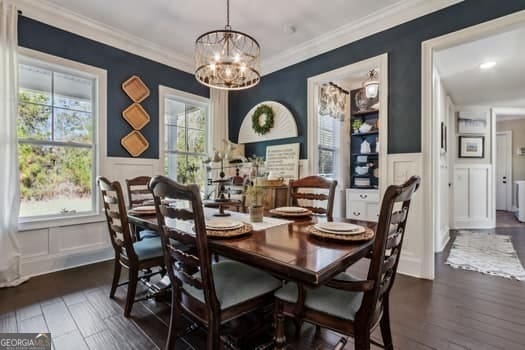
[252,104,275,135]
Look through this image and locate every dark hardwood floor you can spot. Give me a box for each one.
[1,223,524,349]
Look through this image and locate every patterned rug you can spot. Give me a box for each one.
[446,231,525,281]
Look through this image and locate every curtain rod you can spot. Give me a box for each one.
[328,82,349,95]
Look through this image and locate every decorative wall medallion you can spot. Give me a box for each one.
[238,101,298,143]
[252,104,274,135]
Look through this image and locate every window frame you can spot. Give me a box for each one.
[317,113,340,179]
[158,85,211,188]
[17,47,107,230]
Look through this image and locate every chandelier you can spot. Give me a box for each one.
[194,0,260,90]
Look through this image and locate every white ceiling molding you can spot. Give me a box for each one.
[12,0,462,77]
[13,0,195,73]
[260,0,463,75]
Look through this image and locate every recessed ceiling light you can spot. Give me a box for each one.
[480,61,496,70]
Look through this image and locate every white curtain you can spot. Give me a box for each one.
[0,1,25,287]
[210,88,229,151]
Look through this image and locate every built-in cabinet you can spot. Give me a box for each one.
[346,188,379,221]
[346,87,381,221]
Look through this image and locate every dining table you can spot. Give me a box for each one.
[128,209,375,287]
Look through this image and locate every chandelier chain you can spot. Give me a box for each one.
[226,0,230,29]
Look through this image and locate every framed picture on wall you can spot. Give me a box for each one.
[459,136,484,158]
[457,110,488,134]
[440,122,447,154]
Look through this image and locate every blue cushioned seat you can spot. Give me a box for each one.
[133,236,164,260]
[183,260,282,310]
[139,229,159,239]
[274,272,364,321]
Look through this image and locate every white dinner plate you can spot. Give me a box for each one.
[316,222,362,232]
[131,205,156,212]
[313,223,366,235]
[274,206,308,213]
[206,219,244,230]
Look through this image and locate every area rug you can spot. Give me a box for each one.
[446,231,525,280]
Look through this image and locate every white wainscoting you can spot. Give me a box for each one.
[452,164,494,229]
[387,153,430,279]
[18,156,163,278]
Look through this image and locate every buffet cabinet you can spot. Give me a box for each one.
[346,188,379,222]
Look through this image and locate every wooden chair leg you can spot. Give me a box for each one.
[274,301,286,349]
[207,318,221,350]
[109,258,121,298]
[293,319,303,339]
[380,300,394,350]
[165,288,179,350]
[124,267,138,317]
[353,328,371,350]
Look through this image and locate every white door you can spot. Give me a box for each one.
[496,132,511,211]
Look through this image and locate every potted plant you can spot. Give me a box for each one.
[352,119,362,134]
[245,180,264,222]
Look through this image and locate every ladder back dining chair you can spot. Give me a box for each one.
[126,176,159,240]
[97,176,165,317]
[288,175,337,219]
[274,176,421,350]
[150,175,282,350]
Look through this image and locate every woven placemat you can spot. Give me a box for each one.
[206,223,253,239]
[308,225,374,242]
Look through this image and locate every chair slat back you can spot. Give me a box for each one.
[288,176,337,218]
[126,176,153,209]
[358,176,421,323]
[97,177,137,262]
[150,175,219,312]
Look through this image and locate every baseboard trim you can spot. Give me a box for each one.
[436,228,450,253]
[398,254,433,280]
[21,247,113,278]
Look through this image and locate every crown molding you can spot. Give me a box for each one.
[13,0,462,77]
[260,0,463,75]
[13,0,195,74]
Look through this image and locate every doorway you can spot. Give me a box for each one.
[423,10,525,279]
[495,131,512,211]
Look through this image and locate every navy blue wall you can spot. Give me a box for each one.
[18,16,209,159]
[229,0,525,158]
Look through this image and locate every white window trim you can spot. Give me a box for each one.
[17,47,107,231]
[158,85,211,182]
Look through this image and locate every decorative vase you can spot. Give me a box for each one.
[249,205,264,223]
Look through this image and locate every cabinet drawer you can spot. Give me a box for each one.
[366,203,380,222]
[347,201,366,220]
[347,190,379,202]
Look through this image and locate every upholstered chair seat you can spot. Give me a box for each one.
[183,260,282,310]
[275,272,363,321]
[137,229,160,239]
[132,236,164,261]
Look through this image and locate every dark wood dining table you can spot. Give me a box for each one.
[127,211,375,286]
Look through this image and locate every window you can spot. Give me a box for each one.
[318,113,339,178]
[17,60,97,219]
[163,90,209,190]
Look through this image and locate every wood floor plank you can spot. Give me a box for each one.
[68,300,106,337]
[15,304,42,322]
[41,300,77,337]
[85,329,120,350]
[85,288,122,319]
[53,330,89,350]
[62,291,87,306]
[105,314,158,350]
[19,315,48,333]
[0,312,17,333]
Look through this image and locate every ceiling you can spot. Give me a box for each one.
[35,0,459,74]
[434,25,525,108]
